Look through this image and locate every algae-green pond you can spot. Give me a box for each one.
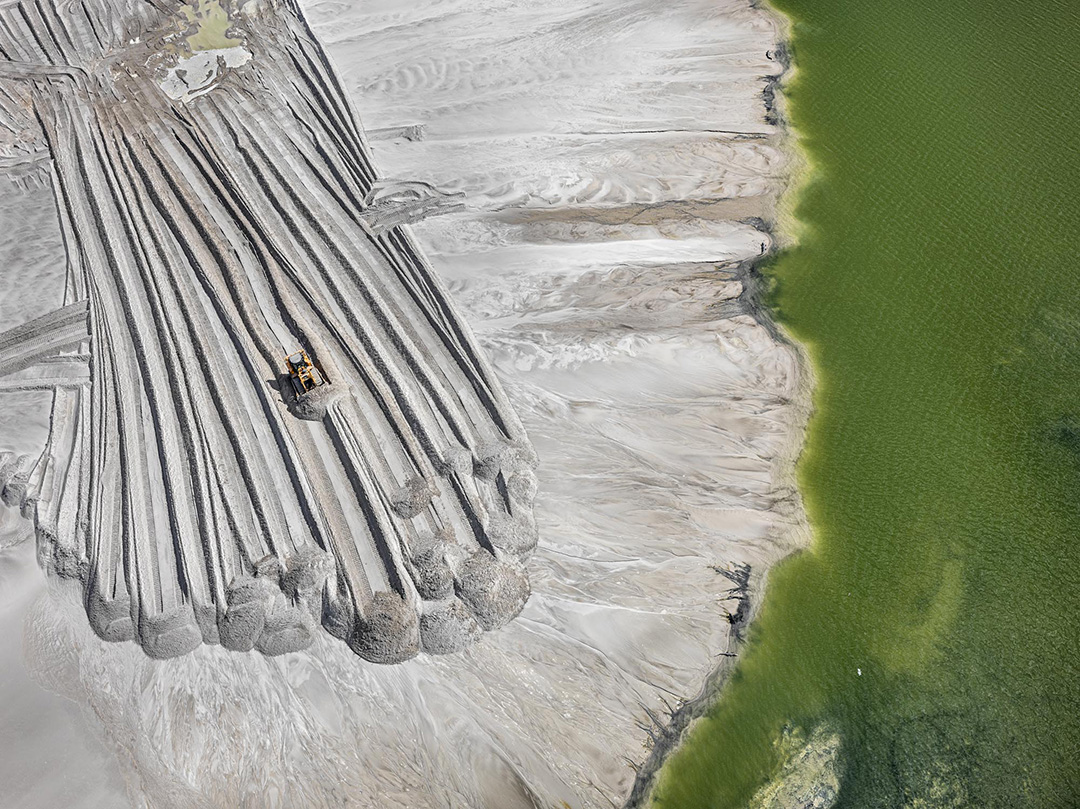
[654,0,1080,806]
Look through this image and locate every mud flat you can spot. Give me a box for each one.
[0,0,808,806]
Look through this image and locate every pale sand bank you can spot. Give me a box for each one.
[0,0,809,806]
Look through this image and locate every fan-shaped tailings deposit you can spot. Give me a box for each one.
[0,0,536,661]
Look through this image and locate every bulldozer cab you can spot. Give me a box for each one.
[284,349,325,397]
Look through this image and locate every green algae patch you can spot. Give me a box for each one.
[179,0,241,52]
[652,1,1080,807]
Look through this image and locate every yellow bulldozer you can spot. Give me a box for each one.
[284,349,325,398]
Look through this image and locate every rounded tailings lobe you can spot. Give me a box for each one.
[455,550,529,631]
[348,591,421,664]
[420,599,482,655]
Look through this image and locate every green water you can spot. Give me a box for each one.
[180,0,240,51]
[653,1,1080,807]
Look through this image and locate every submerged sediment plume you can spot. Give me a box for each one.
[0,0,537,661]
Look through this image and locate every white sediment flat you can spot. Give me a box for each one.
[0,0,809,807]
[159,45,252,102]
